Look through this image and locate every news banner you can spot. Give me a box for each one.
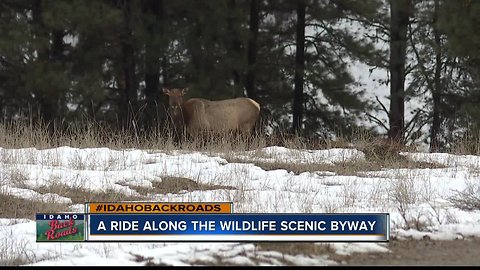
[36,202,389,242]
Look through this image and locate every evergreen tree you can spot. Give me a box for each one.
[438,0,480,147]
[292,0,305,134]
[245,0,260,101]
[388,0,413,144]
[141,0,167,132]
[260,0,381,138]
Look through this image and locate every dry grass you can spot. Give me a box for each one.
[448,180,480,211]
[0,120,177,151]
[222,137,443,176]
[0,120,269,153]
[33,183,143,204]
[0,193,69,219]
[151,176,236,194]
[447,131,480,155]
[115,177,236,196]
[31,177,236,205]
[4,168,30,189]
[223,158,443,176]
[218,133,444,175]
[1,119,479,157]
[0,120,391,155]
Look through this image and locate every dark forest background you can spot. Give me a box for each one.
[1,0,479,152]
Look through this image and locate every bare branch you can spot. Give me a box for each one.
[375,96,390,117]
[408,24,435,93]
[363,33,390,43]
[365,113,389,132]
[405,108,424,132]
[406,118,429,143]
[343,16,390,37]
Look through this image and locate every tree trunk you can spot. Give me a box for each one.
[246,0,259,101]
[186,16,204,92]
[388,0,412,144]
[32,0,64,133]
[292,0,305,134]
[227,0,242,96]
[120,0,137,130]
[48,29,65,129]
[430,0,442,152]
[143,0,164,132]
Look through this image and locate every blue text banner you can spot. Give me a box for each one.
[86,213,389,242]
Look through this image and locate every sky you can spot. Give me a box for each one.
[1,145,479,266]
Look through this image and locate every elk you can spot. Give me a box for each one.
[163,88,260,138]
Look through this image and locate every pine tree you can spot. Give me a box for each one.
[260,0,381,137]
[388,0,413,144]
[435,0,480,151]
[141,0,166,132]
[292,0,305,134]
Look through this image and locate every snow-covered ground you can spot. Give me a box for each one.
[1,146,479,266]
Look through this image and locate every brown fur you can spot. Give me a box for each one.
[163,88,260,136]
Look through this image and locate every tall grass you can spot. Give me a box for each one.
[0,120,176,150]
[0,119,326,153]
[2,118,480,156]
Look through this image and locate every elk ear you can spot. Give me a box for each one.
[181,88,188,95]
[162,88,170,95]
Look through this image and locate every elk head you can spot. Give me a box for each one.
[163,87,188,130]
